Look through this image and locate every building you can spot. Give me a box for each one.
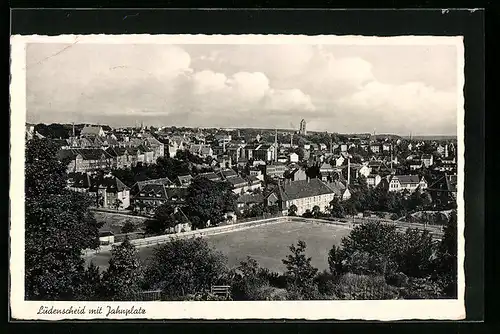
[370,145,380,153]
[299,119,307,135]
[189,144,214,158]
[265,163,287,179]
[237,193,265,211]
[421,154,434,167]
[81,126,106,138]
[290,167,308,181]
[289,152,299,163]
[99,231,115,245]
[266,178,336,215]
[83,174,131,210]
[388,175,428,193]
[177,174,193,187]
[59,148,115,173]
[366,174,382,188]
[319,163,335,182]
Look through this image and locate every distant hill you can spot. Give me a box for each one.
[402,135,457,141]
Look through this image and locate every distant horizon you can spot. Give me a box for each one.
[27,121,457,138]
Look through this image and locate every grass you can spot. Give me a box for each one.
[87,220,352,273]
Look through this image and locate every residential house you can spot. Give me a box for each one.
[247,175,262,192]
[266,178,337,216]
[168,136,187,158]
[196,172,222,182]
[358,164,372,178]
[366,174,382,188]
[265,163,287,179]
[237,193,265,211]
[254,144,276,162]
[166,207,192,234]
[421,154,434,167]
[143,135,165,160]
[370,144,380,153]
[99,231,115,245]
[319,143,327,151]
[319,162,335,181]
[409,160,423,170]
[189,144,214,158]
[88,174,130,210]
[249,168,264,181]
[382,143,392,152]
[290,167,308,181]
[334,155,345,167]
[227,176,250,195]
[59,148,115,173]
[325,180,351,201]
[340,144,348,152]
[289,152,299,163]
[388,175,427,193]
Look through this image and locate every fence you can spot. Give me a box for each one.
[135,290,162,301]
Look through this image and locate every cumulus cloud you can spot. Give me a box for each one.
[26,42,459,134]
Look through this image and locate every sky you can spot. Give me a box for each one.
[26,41,459,135]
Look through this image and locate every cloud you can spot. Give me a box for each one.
[263,89,315,112]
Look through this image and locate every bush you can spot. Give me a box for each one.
[332,273,400,300]
[385,272,409,287]
[399,277,444,299]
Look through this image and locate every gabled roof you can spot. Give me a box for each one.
[391,175,421,184]
[177,174,193,184]
[135,183,169,199]
[237,193,264,204]
[325,180,346,196]
[227,176,248,187]
[320,163,334,171]
[220,169,238,179]
[197,172,221,181]
[275,179,335,201]
[89,175,129,193]
[135,177,174,190]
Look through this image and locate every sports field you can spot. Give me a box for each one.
[87,221,352,273]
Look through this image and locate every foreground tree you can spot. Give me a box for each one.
[100,237,143,300]
[433,211,458,297]
[25,138,102,300]
[339,221,403,276]
[143,237,229,299]
[282,240,319,299]
[396,228,436,278]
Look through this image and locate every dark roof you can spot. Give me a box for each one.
[227,176,248,187]
[325,181,346,196]
[275,179,335,201]
[77,148,112,160]
[237,193,264,204]
[392,175,421,184]
[135,184,168,199]
[197,172,221,181]
[177,174,193,184]
[136,177,174,190]
[99,231,114,237]
[69,172,92,188]
[220,169,238,179]
[422,154,433,159]
[89,175,129,193]
[165,187,188,200]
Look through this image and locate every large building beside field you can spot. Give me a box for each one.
[266,178,336,215]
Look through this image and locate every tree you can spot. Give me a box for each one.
[288,204,298,216]
[312,205,321,218]
[339,221,403,276]
[100,237,143,300]
[329,197,345,218]
[25,138,102,300]
[433,211,458,298]
[113,198,123,210]
[185,178,237,229]
[396,228,436,278]
[328,244,344,276]
[121,220,136,234]
[232,257,279,300]
[79,262,102,301]
[143,237,229,299]
[146,203,176,234]
[282,240,319,299]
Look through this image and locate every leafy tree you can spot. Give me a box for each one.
[339,221,403,276]
[185,178,237,229]
[396,228,436,278]
[328,244,344,276]
[302,209,313,218]
[25,138,102,300]
[113,198,123,210]
[121,220,136,234]
[146,203,176,234]
[282,240,319,299]
[288,204,298,216]
[433,211,458,298]
[231,257,281,300]
[329,197,345,218]
[306,165,321,179]
[100,237,143,300]
[143,237,229,299]
[267,204,280,215]
[312,205,321,218]
[79,262,102,301]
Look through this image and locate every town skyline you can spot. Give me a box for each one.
[26,42,459,136]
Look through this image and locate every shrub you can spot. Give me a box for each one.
[332,273,400,300]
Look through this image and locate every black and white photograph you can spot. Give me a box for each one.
[10,34,465,320]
